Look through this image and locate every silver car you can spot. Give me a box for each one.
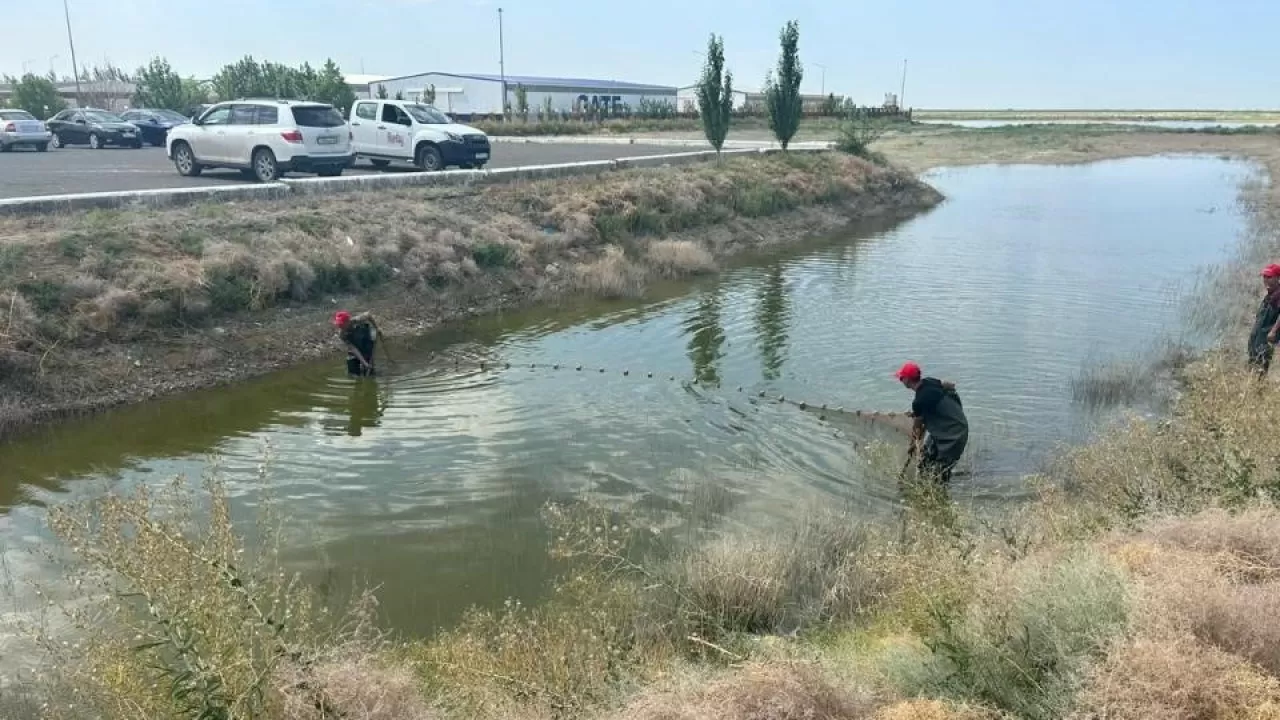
[0,109,52,152]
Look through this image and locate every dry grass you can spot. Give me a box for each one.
[606,662,875,720]
[645,240,717,278]
[32,471,420,720]
[1072,635,1280,720]
[873,700,1003,720]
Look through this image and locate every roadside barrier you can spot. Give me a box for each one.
[0,147,825,217]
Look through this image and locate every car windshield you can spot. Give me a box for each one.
[291,105,345,128]
[154,109,188,122]
[84,110,124,123]
[405,104,451,124]
[0,111,36,121]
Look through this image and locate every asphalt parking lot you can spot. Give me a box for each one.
[0,142,709,200]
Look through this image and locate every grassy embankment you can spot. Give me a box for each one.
[12,124,1280,720]
[0,152,938,437]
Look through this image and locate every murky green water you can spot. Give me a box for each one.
[0,156,1257,649]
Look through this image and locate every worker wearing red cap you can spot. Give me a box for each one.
[896,362,968,484]
[334,310,381,377]
[1249,264,1280,376]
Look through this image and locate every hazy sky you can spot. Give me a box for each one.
[7,0,1278,109]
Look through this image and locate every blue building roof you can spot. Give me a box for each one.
[382,71,675,93]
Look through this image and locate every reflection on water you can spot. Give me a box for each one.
[755,266,790,380]
[0,156,1259,650]
[686,289,726,385]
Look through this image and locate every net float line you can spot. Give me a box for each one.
[410,352,917,437]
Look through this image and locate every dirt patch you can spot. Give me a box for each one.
[0,153,940,441]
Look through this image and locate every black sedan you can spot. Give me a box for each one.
[120,108,190,146]
[46,108,142,149]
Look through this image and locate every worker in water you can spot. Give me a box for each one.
[896,361,969,484]
[334,310,381,377]
[1248,264,1280,377]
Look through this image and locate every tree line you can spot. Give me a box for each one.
[697,20,806,152]
[2,56,357,119]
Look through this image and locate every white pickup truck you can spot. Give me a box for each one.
[348,99,491,172]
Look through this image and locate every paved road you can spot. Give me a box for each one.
[0,142,708,200]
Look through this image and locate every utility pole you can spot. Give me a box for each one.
[498,7,507,118]
[62,0,82,105]
[900,58,908,110]
[814,63,827,96]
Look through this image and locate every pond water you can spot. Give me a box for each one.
[918,118,1279,130]
[0,156,1258,654]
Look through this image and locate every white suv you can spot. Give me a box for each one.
[167,99,352,182]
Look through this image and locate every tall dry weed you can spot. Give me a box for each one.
[37,466,405,720]
[606,662,875,720]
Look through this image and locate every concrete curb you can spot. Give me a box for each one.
[0,146,825,216]
[0,182,291,216]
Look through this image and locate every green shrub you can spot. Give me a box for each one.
[886,550,1129,720]
[470,243,515,269]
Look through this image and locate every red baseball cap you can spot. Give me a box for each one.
[333,310,351,327]
[1262,264,1280,279]
[895,361,922,382]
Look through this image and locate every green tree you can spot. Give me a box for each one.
[133,57,200,111]
[514,84,529,118]
[211,57,355,112]
[394,89,404,101]
[376,84,389,99]
[309,59,356,113]
[696,33,734,155]
[9,74,65,119]
[423,84,437,105]
[764,20,804,149]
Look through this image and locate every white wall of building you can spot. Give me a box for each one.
[675,86,749,113]
[374,73,676,115]
[376,73,504,115]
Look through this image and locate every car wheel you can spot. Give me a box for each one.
[318,168,343,177]
[88,133,102,150]
[415,144,443,172]
[172,141,203,177]
[36,143,48,152]
[369,158,391,169]
[132,140,143,149]
[475,163,487,170]
[50,134,62,149]
[252,148,280,182]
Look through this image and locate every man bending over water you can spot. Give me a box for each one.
[334,310,381,377]
[896,362,969,484]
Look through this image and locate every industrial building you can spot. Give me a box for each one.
[676,85,749,112]
[372,72,677,116]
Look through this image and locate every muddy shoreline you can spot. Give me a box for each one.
[2,154,940,441]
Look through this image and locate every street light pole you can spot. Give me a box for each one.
[813,63,827,96]
[498,7,507,117]
[62,0,82,105]
[900,58,908,110]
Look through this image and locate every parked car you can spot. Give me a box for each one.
[47,108,142,149]
[348,99,490,171]
[167,99,352,182]
[120,108,190,146]
[0,109,51,152]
